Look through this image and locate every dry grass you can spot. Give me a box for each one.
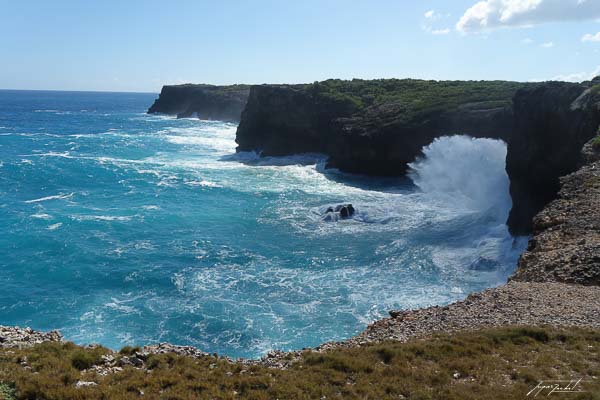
[0,326,599,399]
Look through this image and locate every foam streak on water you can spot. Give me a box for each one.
[0,90,527,358]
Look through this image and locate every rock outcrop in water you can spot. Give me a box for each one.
[323,204,355,221]
[148,84,250,122]
[236,79,521,176]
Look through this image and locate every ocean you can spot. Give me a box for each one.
[0,90,527,358]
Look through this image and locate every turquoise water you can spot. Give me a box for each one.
[0,90,526,358]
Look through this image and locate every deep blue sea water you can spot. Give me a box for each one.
[0,90,527,358]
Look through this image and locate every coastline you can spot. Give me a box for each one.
[3,138,599,368]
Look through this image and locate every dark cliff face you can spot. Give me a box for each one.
[148,84,250,122]
[510,138,600,285]
[236,84,361,157]
[236,79,521,176]
[328,100,514,176]
[506,82,600,235]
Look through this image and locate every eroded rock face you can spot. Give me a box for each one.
[236,83,355,157]
[148,84,250,122]
[510,138,600,285]
[506,82,600,235]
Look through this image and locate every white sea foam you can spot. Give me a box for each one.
[21,151,72,158]
[46,222,63,230]
[25,193,74,203]
[184,180,222,188]
[70,215,133,222]
[165,135,236,153]
[104,300,139,315]
[30,213,53,220]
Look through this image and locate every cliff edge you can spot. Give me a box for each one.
[236,79,521,176]
[147,84,250,122]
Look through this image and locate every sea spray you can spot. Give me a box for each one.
[408,135,512,221]
[409,135,527,284]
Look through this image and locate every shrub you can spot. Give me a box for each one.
[0,383,16,400]
[119,346,141,356]
[70,350,97,370]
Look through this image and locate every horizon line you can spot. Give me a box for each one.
[0,88,159,95]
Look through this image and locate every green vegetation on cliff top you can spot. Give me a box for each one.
[1,326,598,399]
[307,79,525,123]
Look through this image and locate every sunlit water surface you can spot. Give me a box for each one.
[0,90,526,358]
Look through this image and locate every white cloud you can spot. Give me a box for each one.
[521,37,534,44]
[551,65,600,82]
[582,31,600,41]
[422,9,451,35]
[457,0,600,33]
[540,41,554,47]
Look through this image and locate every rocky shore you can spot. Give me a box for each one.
[346,282,600,347]
[0,326,62,349]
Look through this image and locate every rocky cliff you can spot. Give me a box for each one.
[236,79,520,175]
[148,84,250,122]
[506,80,600,234]
[236,78,600,233]
[510,137,600,284]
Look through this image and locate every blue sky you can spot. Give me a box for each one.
[1,0,599,92]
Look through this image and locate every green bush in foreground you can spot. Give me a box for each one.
[0,326,598,399]
[0,383,16,400]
